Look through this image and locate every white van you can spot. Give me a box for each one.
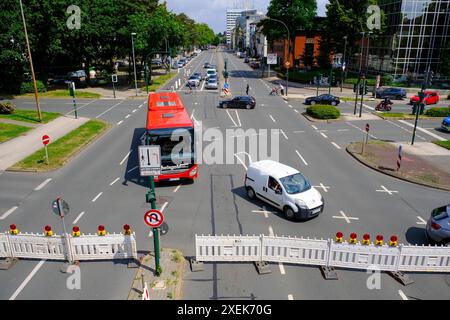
[245,160,324,220]
[205,68,217,80]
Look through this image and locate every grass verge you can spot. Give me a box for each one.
[341,97,373,102]
[10,119,110,171]
[0,109,60,124]
[433,140,450,150]
[376,112,432,120]
[18,90,101,99]
[141,72,177,92]
[0,123,32,143]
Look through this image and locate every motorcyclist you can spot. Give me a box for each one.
[382,97,392,106]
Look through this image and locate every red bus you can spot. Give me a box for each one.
[144,92,198,183]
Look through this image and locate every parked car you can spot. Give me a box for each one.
[304,94,340,106]
[245,160,324,220]
[425,204,450,245]
[219,96,256,109]
[410,91,440,105]
[441,116,450,132]
[67,70,87,87]
[376,87,407,100]
[177,61,184,68]
[249,61,260,69]
[187,75,200,87]
[205,79,218,90]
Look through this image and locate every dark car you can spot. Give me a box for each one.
[219,96,256,109]
[304,94,340,106]
[203,62,211,68]
[192,72,203,80]
[67,70,87,87]
[376,87,407,100]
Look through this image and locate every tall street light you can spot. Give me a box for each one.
[340,36,347,92]
[354,31,366,115]
[19,0,42,122]
[131,32,138,96]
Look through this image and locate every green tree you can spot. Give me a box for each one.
[441,40,450,76]
[301,44,315,68]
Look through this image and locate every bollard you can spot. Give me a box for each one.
[362,234,370,245]
[123,224,132,236]
[335,232,343,243]
[9,224,19,235]
[349,233,357,244]
[375,235,384,246]
[44,225,53,237]
[389,235,398,247]
[98,225,106,236]
[72,226,81,237]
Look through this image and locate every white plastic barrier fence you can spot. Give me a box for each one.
[195,234,450,273]
[0,232,137,263]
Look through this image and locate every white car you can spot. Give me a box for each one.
[205,68,217,80]
[205,79,218,89]
[245,160,324,220]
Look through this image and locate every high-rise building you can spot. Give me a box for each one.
[368,0,450,78]
[226,9,257,45]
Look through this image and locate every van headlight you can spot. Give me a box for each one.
[296,200,308,209]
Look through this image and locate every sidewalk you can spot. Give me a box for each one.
[0,116,89,171]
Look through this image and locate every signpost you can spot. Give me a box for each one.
[138,145,161,177]
[267,53,277,78]
[69,82,78,119]
[111,74,118,99]
[362,123,370,155]
[144,209,164,228]
[52,197,72,262]
[397,145,402,171]
[42,135,50,165]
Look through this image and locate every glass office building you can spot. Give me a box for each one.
[369,0,450,78]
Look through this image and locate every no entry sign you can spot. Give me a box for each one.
[144,209,164,228]
[42,135,50,145]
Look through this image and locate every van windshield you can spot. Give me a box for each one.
[280,173,311,194]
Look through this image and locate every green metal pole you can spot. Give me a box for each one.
[149,175,161,276]
[328,69,332,95]
[359,79,365,118]
[145,55,149,94]
[354,77,360,115]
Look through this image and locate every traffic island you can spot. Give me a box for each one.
[347,141,450,191]
[128,248,185,300]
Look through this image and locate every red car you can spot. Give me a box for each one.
[410,91,439,105]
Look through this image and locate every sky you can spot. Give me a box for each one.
[166,0,329,33]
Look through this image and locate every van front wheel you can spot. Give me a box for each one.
[284,206,295,220]
[247,187,256,200]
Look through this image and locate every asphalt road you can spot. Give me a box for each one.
[0,49,449,300]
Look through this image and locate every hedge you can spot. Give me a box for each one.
[20,80,46,94]
[425,107,450,117]
[306,105,341,119]
[0,102,16,114]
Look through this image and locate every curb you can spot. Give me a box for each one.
[301,112,342,123]
[371,111,442,121]
[346,143,450,192]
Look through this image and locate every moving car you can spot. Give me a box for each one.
[376,87,407,100]
[441,116,450,132]
[192,72,203,80]
[187,75,200,87]
[304,94,340,106]
[205,68,217,80]
[219,96,256,109]
[203,62,211,68]
[410,91,440,105]
[425,204,450,245]
[245,160,324,220]
[205,78,218,90]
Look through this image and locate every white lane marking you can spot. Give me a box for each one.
[91,192,103,202]
[284,100,288,104]
[138,104,143,109]
[72,211,85,224]
[288,294,294,300]
[320,132,328,139]
[160,201,169,212]
[117,120,123,125]
[65,100,96,115]
[332,211,359,224]
[295,150,308,166]
[279,263,286,275]
[119,150,132,165]
[346,122,378,140]
[376,185,398,195]
[385,120,425,141]
[313,183,330,193]
[226,110,239,127]
[280,129,288,140]
[337,129,349,132]
[9,260,46,300]
[200,79,206,91]
[293,130,305,133]
[312,125,318,130]
[252,207,274,218]
[398,120,446,141]
[95,100,124,119]
[34,178,52,191]
[132,109,137,113]
[235,110,242,127]
[416,216,427,225]
[363,103,374,110]
[127,165,139,173]
[268,226,274,236]
[331,142,341,149]
[269,114,276,123]
[234,153,248,170]
[398,290,408,300]
[125,114,131,119]
[173,184,182,193]
[110,177,120,186]
[0,206,18,220]
[288,104,293,108]
[294,109,299,113]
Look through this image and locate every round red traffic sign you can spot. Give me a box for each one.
[144,209,164,228]
[365,124,370,132]
[42,135,50,145]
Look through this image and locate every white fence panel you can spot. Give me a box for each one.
[0,233,11,258]
[328,242,400,271]
[196,235,261,262]
[398,245,450,272]
[261,236,328,266]
[8,233,67,260]
[71,233,137,261]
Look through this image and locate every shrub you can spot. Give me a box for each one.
[381,74,394,86]
[306,105,341,119]
[425,107,450,117]
[0,102,16,114]
[20,80,46,94]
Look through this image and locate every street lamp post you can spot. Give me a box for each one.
[340,36,347,92]
[18,0,42,122]
[131,33,138,96]
[354,32,365,115]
